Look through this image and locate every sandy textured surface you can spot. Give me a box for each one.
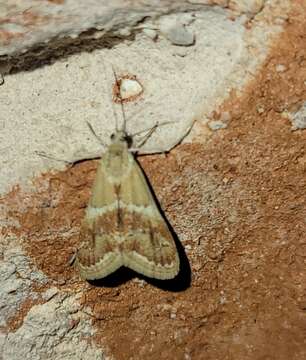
[1,1,306,360]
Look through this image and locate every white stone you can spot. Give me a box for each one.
[208,120,228,131]
[275,64,286,72]
[120,78,143,100]
[289,102,306,130]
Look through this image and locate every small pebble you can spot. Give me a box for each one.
[275,64,287,72]
[163,24,195,46]
[208,120,227,131]
[256,105,265,114]
[289,102,306,130]
[120,78,143,100]
[142,28,158,40]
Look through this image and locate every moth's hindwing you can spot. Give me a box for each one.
[75,147,180,280]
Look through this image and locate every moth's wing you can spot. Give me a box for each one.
[75,155,124,280]
[123,216,180,280]
[75,219,122,280]
[119,158,180,280]
[76,150,179,281]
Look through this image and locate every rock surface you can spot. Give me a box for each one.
[1,1,306,360]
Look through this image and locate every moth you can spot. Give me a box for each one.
[74,74,180,281]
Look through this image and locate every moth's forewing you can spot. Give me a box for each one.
[119,160,179,279]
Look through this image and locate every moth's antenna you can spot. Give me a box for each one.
[111,65,128,133]
[86,121,107,147]
[101,58,120,132]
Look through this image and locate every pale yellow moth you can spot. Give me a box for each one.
[74,71,180,280]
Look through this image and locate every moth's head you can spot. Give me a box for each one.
[110,130,133,148]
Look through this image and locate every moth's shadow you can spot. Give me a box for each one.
[89,231,191,292]
[90,267,135,288]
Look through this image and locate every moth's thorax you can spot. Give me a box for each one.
[101,132,133,181]
[108,139,128,155]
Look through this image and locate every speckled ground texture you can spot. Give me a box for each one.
[1,1,306,360]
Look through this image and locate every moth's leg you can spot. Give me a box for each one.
[132,119,196,153]
[132,120,175,149]
[130,121,173,138]
[134,123,159,149]
[130,148,169,155]
[35,150,101,164]
[35,151,73,164]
